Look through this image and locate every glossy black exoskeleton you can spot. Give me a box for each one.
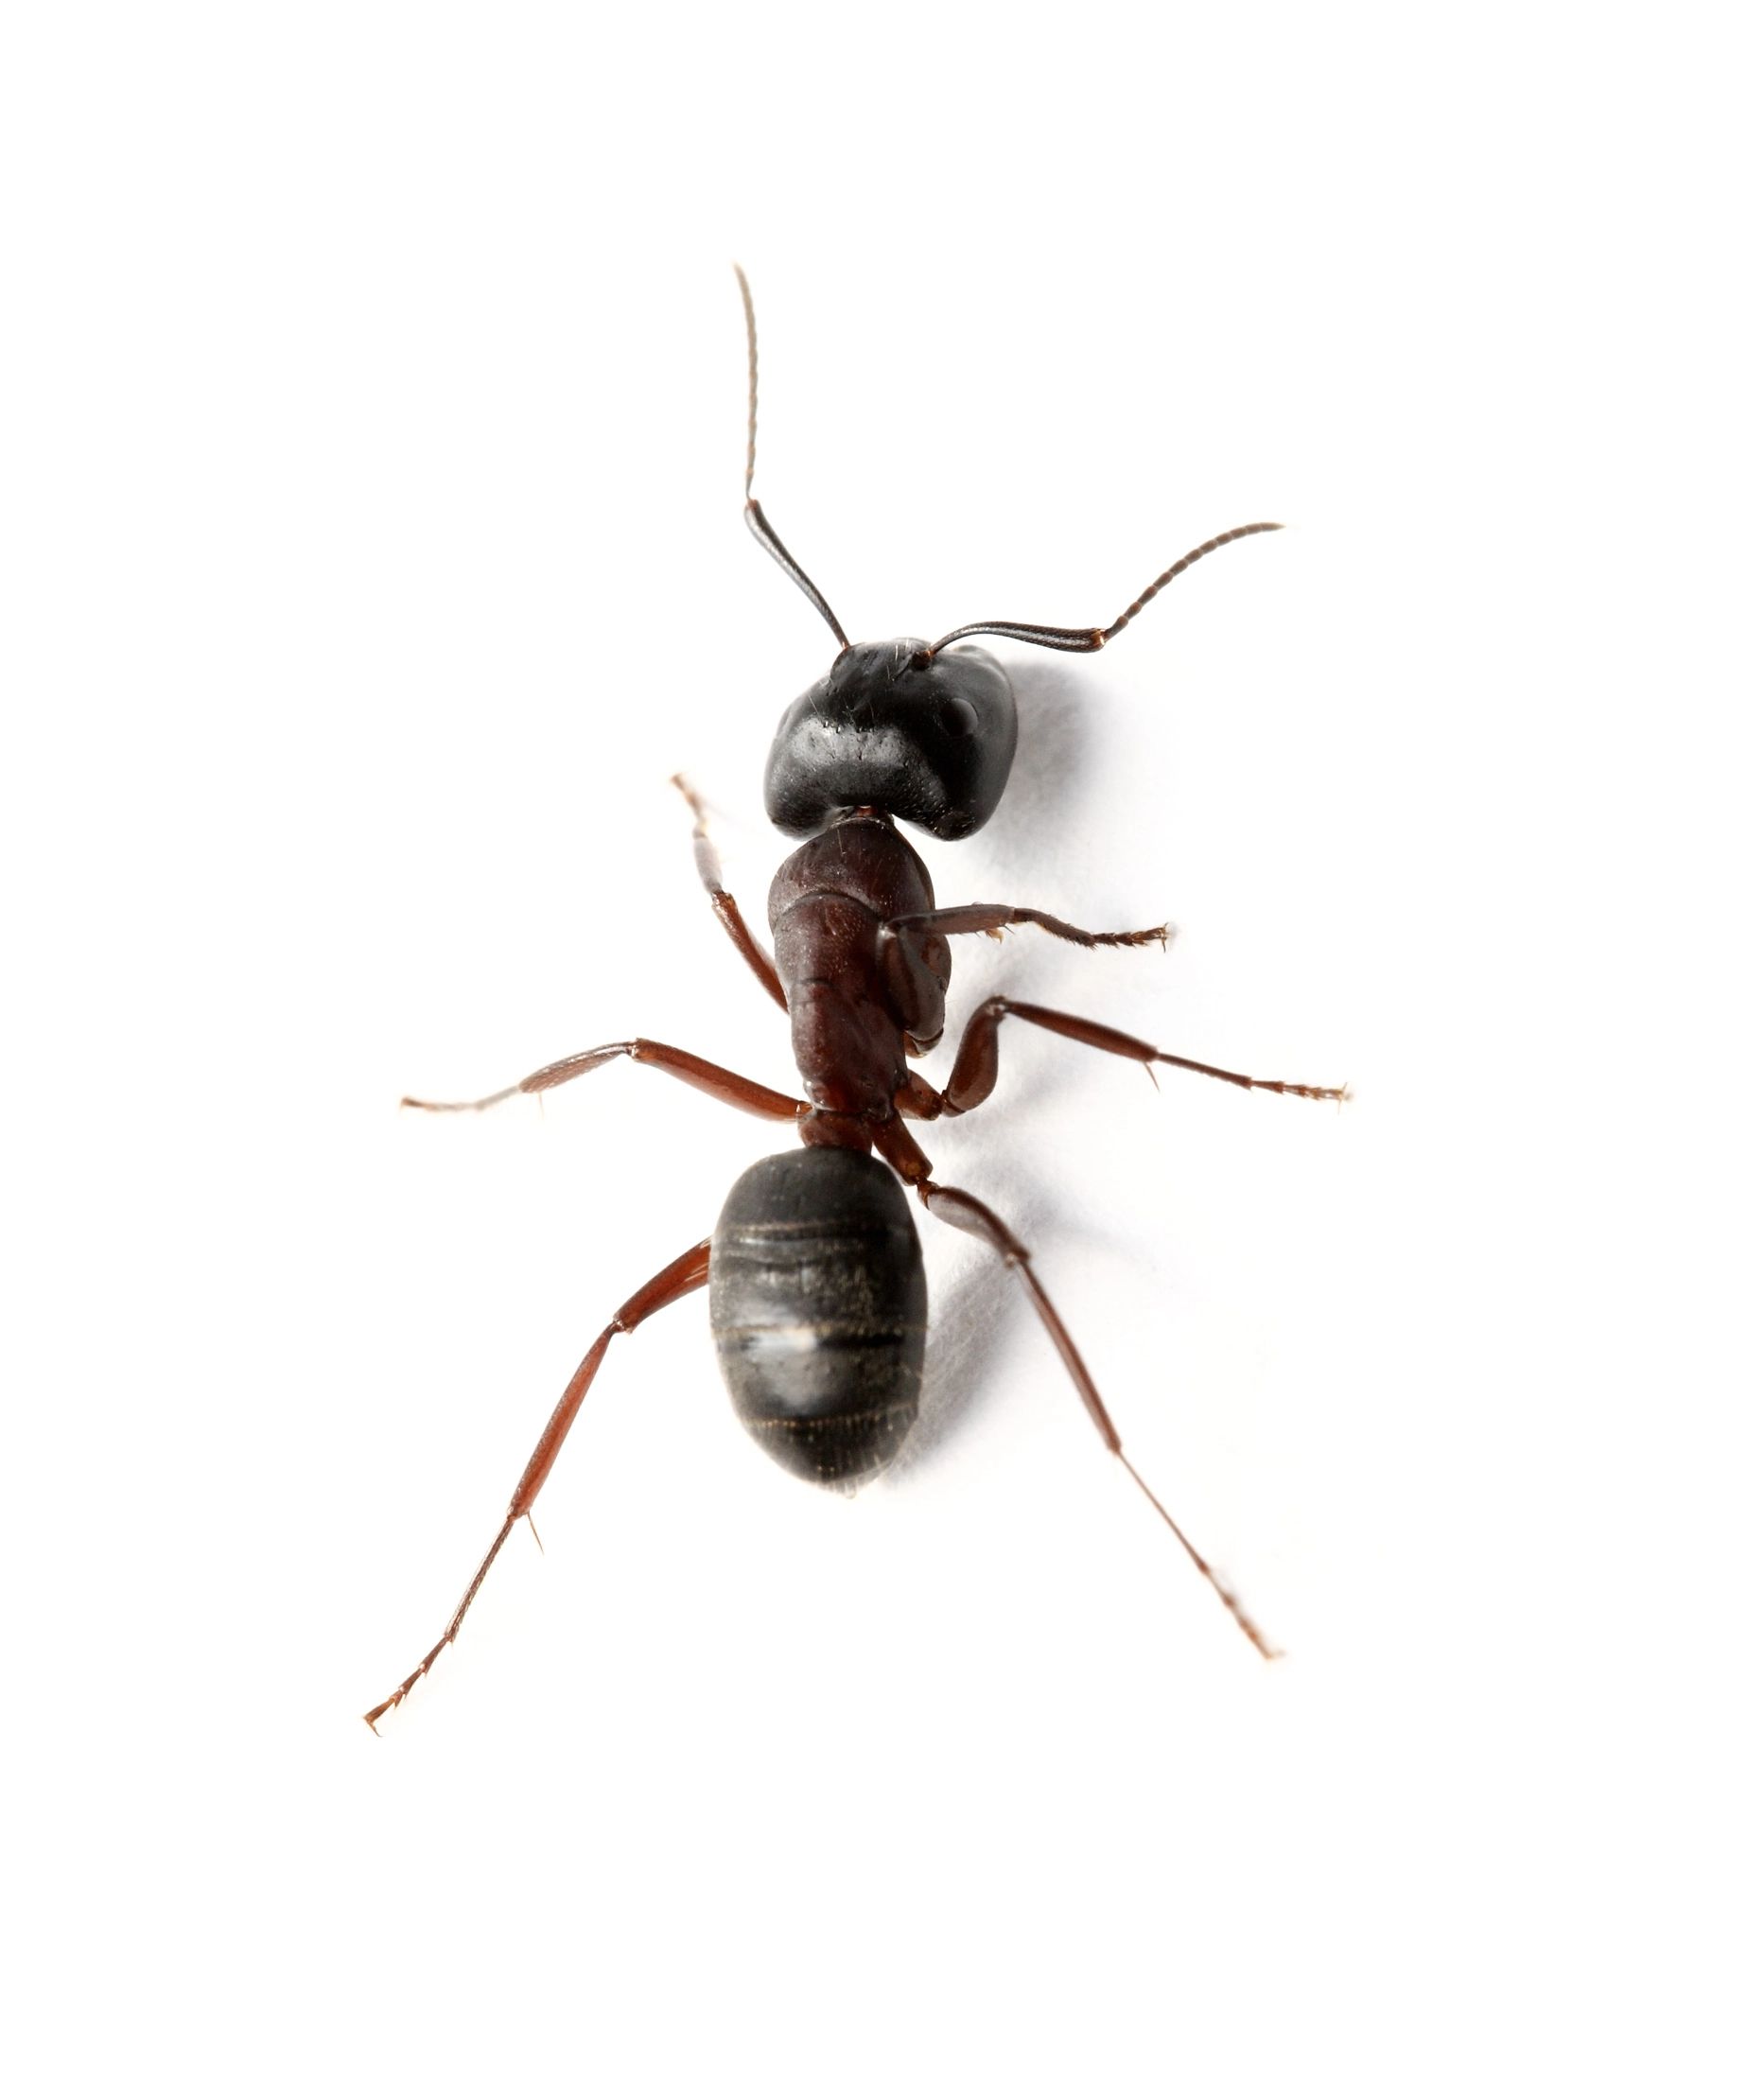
[764,638,1018,842]
[711,1147,927,1486]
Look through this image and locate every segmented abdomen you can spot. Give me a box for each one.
[709,1148,926,1488]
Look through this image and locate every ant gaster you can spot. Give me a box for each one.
[364,268,1346,1729]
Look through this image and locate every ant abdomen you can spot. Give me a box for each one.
[710,1147,927,1488]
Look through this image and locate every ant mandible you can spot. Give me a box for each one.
[364,268,1346,1729]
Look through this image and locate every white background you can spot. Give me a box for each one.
[6,6,1758,2075]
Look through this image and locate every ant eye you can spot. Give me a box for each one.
[936,696,977,738]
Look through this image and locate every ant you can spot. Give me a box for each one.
[364,268,1347,1729]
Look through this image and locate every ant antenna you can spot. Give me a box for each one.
[922,521,1283,657]
[735,265,849,652]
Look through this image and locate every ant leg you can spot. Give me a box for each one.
[365,1237,712,1729]
[878,1124,1278,1662]
[884,904,1168,953]
[929,997,1349,1115]
[403,1040,807,1123]
[672,775,788,1011]
[880,905,1159,1067]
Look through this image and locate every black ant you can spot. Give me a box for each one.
[364,268,1346,1729]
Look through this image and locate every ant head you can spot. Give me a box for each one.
[736,268,1281,847]
[764,639,1018,843]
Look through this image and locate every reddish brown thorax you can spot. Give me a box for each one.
[766,813,952,1146]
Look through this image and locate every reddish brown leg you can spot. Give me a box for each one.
[403,1039,807,1124]
[672,774,788,1011]
[928,996,1349,1115]
[872,1116,1278,1661]
[365,1237,713,1730]
[884,903,1169,952]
